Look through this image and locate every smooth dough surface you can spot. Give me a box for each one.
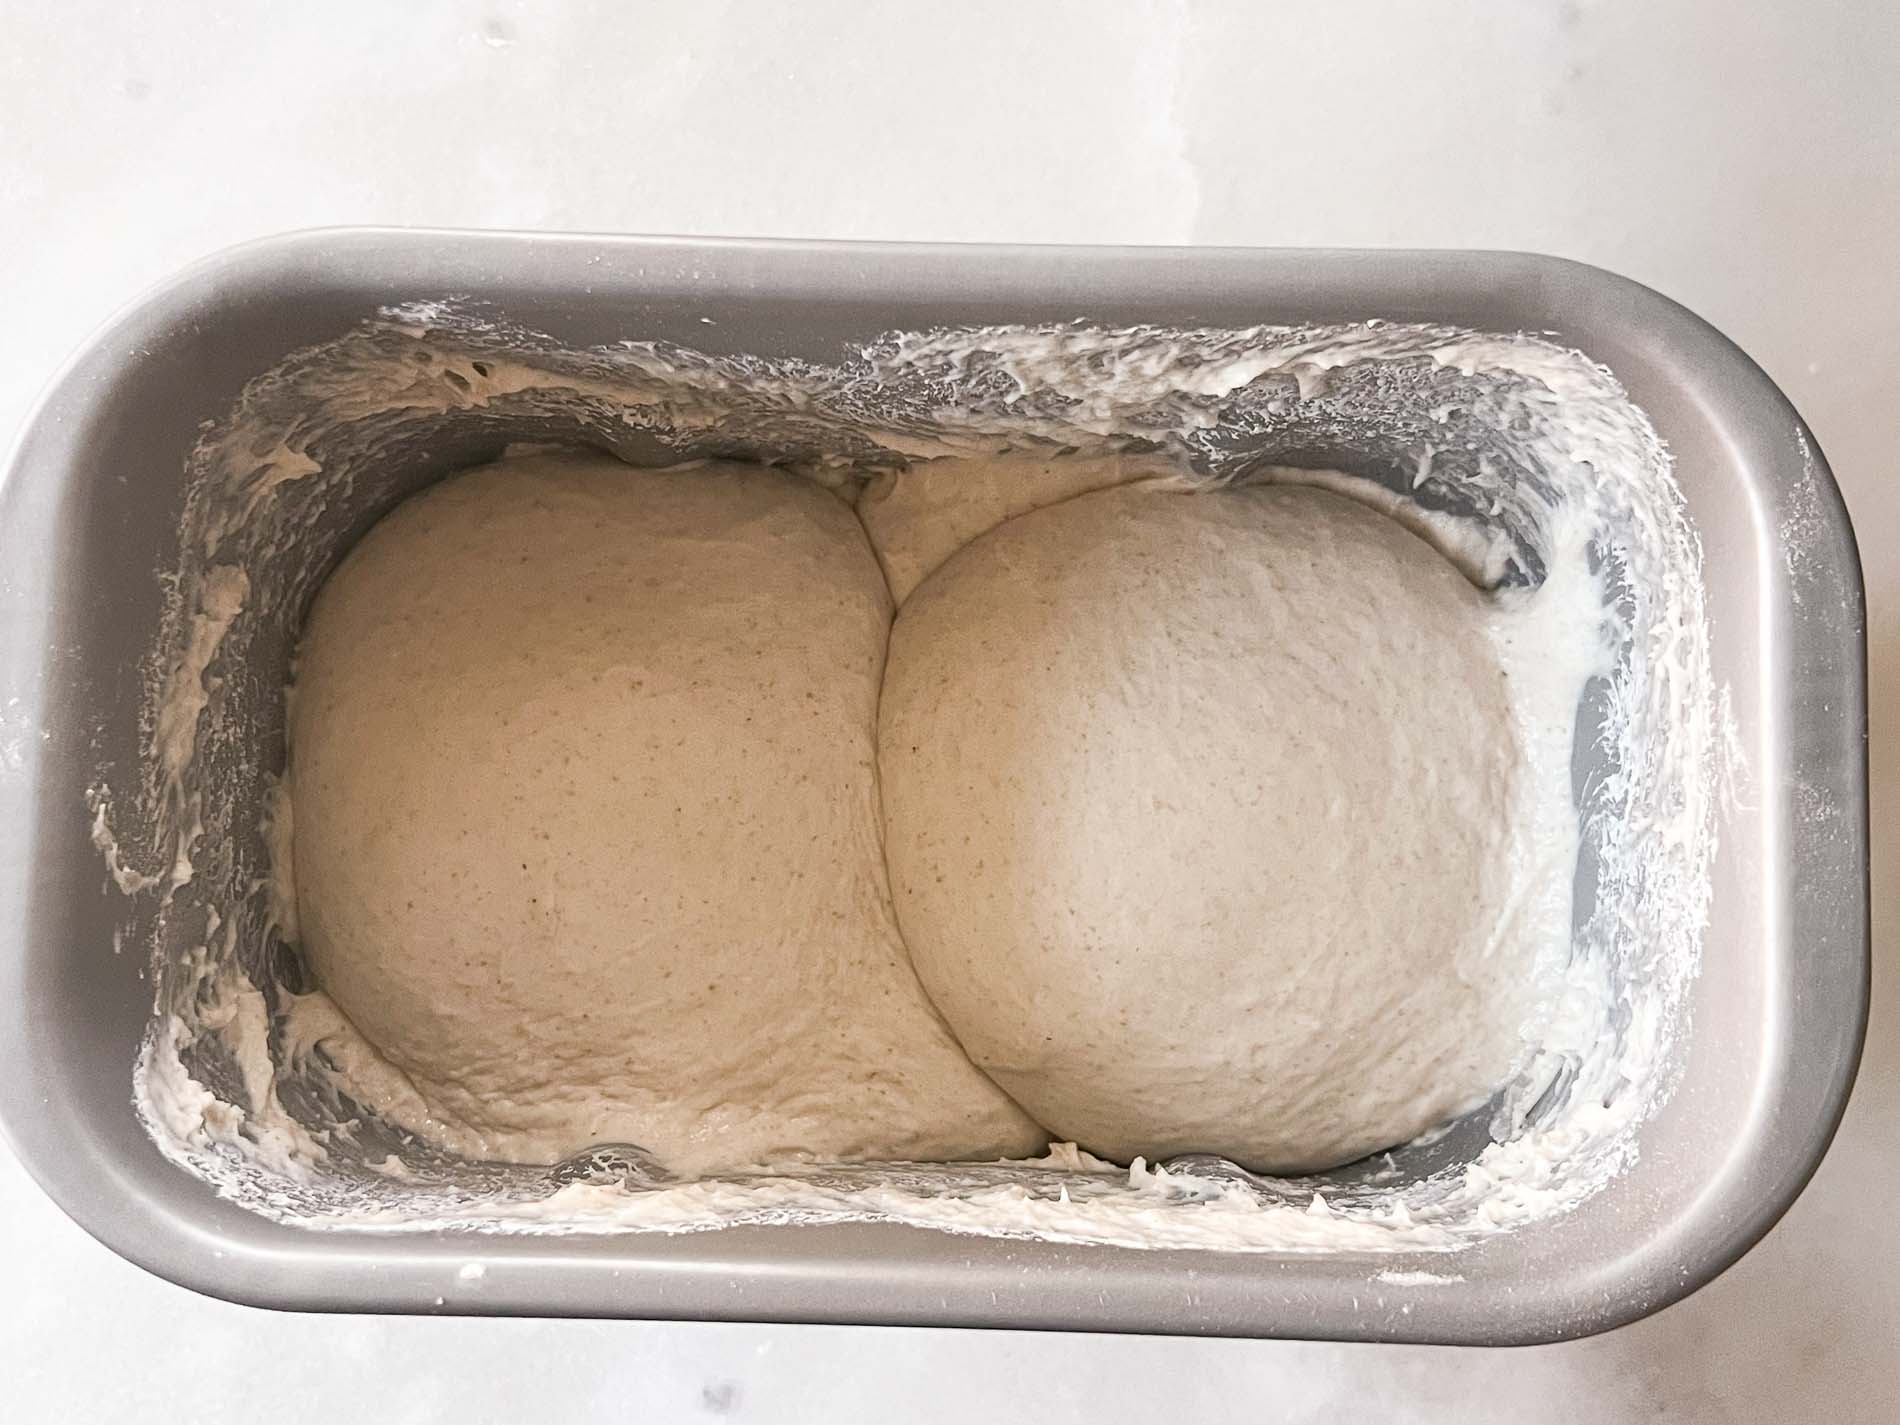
[879,481,1531,1174]
[291,453,1043,1174]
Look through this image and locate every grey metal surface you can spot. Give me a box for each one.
[0,231,1867,1344]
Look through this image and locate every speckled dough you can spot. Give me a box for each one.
[878,481,1533,1174]
[290,453,1043,1174]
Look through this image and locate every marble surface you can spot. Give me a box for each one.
[2,3,1895,1419]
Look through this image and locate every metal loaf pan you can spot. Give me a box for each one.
[0,232,1867,1343]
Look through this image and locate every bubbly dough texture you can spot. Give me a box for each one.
[291,453,1043,1174]
[879,481,1531,1174]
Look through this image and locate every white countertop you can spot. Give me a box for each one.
[3,4,1895,1420]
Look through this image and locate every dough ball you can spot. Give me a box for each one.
[878,481,1529,1174]
[291,453,1042,1173]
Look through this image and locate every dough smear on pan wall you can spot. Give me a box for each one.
[122,311,1708,1250]
[290,446,1573,1177]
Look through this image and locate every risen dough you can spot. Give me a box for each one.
[291,453,1042,1173]
[879,480,1530,1174]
